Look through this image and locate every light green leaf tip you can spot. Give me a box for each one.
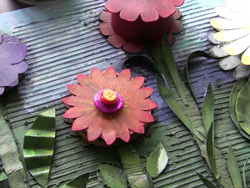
[196,172,217,188]
[62,173,89,188]
[242,157,249,188]
[0,171,8,182]
[98,164,127,188]
[23,108,56,187]
[146,142,168,178]
[227,145,243,188]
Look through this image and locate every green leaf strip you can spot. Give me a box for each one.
[62,173,89,188]
[98,164,127,188]
[227,145,243,188]
[229,79,250,140]
[196,172,217,188]
[202,83,214,135]
[185,51,210,102]
[162,32,188,105]
[0,171,8,182]
[207,122,219,179]
[235,81,250,136]
[146,142,168,178]
[157,76,194,133]
[242,157,249,188]
[117,144,151,188]
[23,108,56,187]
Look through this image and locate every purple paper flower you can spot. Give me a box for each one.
[0,34,28,95]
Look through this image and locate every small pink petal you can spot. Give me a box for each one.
[173,8,181,20]
[108,35,126,48]
[99,11,111,23]
[102,124,117,145]
[2,35,20,44]
[63,107,84,119]
[99,22,114,36]
[155,0,176,18]
[13,61,28,74]
[168,0,185,7]
[87,122,103,142]
[123,41,143,53]
[171,20,183,34]
[105,0,132,13]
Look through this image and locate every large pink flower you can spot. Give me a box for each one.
[62,66,158,146]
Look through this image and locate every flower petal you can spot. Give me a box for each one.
[2,35,20,44]
[0,64,18,87]
[108,35,126,48]
[214,29,250,42]
[99,22,114,36]
[12,61,28,74]
[210,44,229,58]
[77,73,102,94]
[173,8,181,20]
[0,87,4,95]
[63,107,85,119]
[0,43,27,65]
[119,0,140,21]
[136,110,155,123]
[168,0,184,7]
[242,46,250,65]
[127,98,158,111]
[233,63,250,79]
[225,0,249,19]
[215,6,246,22]
[211,18,247,30]
[171,20,183,33]
[155,0,176,18]
[87,121,103,142]
[140,6,159,22]
[226,34,250,55]
[105,0,132,13]
[103,66,117,89]
[123,41,143,53]
[61,96,94,107]
[72,109,99,131]
[101,123,117,145]
[67,84,93,99]
[99,11,111,22]
[219,56,241,71]
[119,111,145,133]
[119,77,145,95]
[112,117,130,142]
[113,69,131,91]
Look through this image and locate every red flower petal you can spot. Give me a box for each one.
[91,67,104,87]
[119,77,145,95]
[99,22,114,36]
[102,123,117,145]
[168,0,185,7]
[72,109,99,131]
[99,11,111,22]
[127,87,154,99]
[123,41,143,53]
[63,107,84,119]
[140,5,159,22]
[136,110,155,123]
[105,0,132,13]
[61,96,94,107]
[171,20,183,34]
[67,84,93,99]
[155,0,176,18]
[112,116,130,142]
[103,66,117,89]
[108,35,126,48]
[77,74,102,94]
[87,121,103,142]
[119,1,140,22]
[113,69,131,91]
[127,98,158,111]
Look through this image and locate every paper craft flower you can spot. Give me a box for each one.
[99,0,184,53]
[61,66,158,146]
[0,34,28,95]
[209,0,250,79]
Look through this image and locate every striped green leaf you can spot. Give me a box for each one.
[23,108,56,187]
[242,158,249,188]
[196,172,217,188]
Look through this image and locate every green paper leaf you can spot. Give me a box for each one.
[207,122,219,179]
[229,79,250,140]
[157,75,194,133]
[146,142,168,178]
[62,173,89,188]
[186,51,210,102]
[236,81,250,136]
[0,171,8,182]
[202,83,214,135]
[124,55,169,87]
[98,164,127,188]
[162,32,188,105]
[196,172,217,188]
[227,145,243,188]
[242,158,249,188]
[118,144,151,188]
[23,108,56,187]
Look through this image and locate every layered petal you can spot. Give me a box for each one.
[13,61,28,74]
[63,107,85,119]
[61,96,94,107]
[67,84,93,99]
[105,0,132,13]
[126,98,158,111]
[0,64,18,87]
[102,66,117,89]
[119,77,145,94]
[77,73,102,94]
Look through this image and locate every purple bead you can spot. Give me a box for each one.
[94,89,123,113]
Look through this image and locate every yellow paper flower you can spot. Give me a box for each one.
[209,0,250,79]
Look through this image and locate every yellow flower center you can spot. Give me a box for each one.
[103,89,117,102]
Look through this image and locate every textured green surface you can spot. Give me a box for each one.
[62,173,89,188]
[0,0,250,187]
